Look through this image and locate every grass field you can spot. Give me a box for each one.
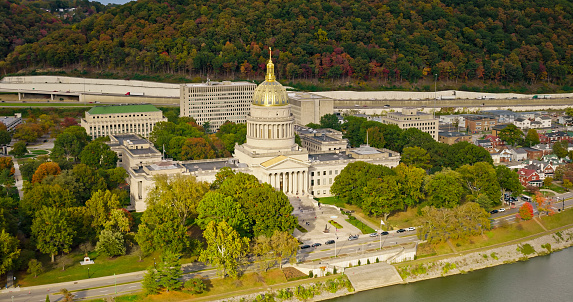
[540,207,573,229]
[453,219,545,251]
[17,250,197,287]
[315,196,346,208]
[0,102,92,107]
[30,149,49,155]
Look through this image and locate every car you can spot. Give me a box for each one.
[380,231,389,235]
[344,210,355,214]
[369,232,379,237]
[396,229,406,233]
[311,243,322,248]
[348,235,359,241]
[383,104,390,108]
[406,227,416,231]
[498,208,506,212]
[325,240,335,245]
[490,210,499,214]
[300,244,311,249]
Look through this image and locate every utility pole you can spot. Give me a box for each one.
[434,74,438,118]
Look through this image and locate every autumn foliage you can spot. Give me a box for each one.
[32,162,61,184]
[0,156,15,175]
[517,202,534,221]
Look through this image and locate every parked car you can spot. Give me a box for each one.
[369,232,379,237]
[490,210,499,214]
[344,210,355,214]
[380,231,389,235]
[396,229,406,233]
[498,208,506,212]
[300,244,311,249]
[348,235,359,241]
[311,243,322,248]
[325,240,335,245]
[406,227,416,231]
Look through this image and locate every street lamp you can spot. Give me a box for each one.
[434,74,438,117]
[87,267,90,279]
[115,273,117,294]
[154,258,156,269]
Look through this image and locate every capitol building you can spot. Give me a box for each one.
[108,54,401,211]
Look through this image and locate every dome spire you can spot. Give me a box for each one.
[265,47,275,82]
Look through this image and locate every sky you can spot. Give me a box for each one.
[97,0,134,4]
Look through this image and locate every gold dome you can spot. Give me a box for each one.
[253,48,288,106]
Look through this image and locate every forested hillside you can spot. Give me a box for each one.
[4,0,573,87]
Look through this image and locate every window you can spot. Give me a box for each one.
[317,179,320,185]
[329,170,332,175]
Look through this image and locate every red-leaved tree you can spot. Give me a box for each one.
[517,202,534,220]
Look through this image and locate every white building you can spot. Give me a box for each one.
[288,91,334,126]
[179,80,256,132]
[0,113,22,131]
[81,104,167,139]
[514,118,531,130]
[439,115,465,126]
[296,127,348,153]
[534,116,552,128]
[377,108,439,140]
[122,55,400,211]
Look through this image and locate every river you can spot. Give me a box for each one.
[329,247,573,302]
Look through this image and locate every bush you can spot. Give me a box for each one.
[490,252,499,260]
[375,258,379,263]
[277,288,293,300]
[308,271,313,278]
[367,259,370,264]
[517,243,536,255]
[184,278,206,294]
[357,260,361,266]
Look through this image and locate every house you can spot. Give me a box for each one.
[438,131,472,145]
[491,152,501,164]
[482,110,520,124]
[485,135,504,148]
[517,168,542,187]
[541,154,567,164]
[509,148,528,161]
[475,139,492,148]
[523,161,558,180]
[439,115,465,126]
[545,131,569,143]
[491,124,509,136]
[535,116,552,128]
[465,115,498,133]
[558,115,573,125]
[530,120,543,129]
[522,147,544,160]
[514,118,530,130]
[499,149,514,162]
[531,144,554,156]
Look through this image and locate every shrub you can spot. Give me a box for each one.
[517,243,536,255]
[357,260,361,266]
[184,278,206,294]
[309,271,313,278]
[375,258,379,263]
[333,267,337,274]
[541,243,552,252]
[442,262,456,274]
[277,288,293,299]
[367,259,370,264]
[490,252,499,260]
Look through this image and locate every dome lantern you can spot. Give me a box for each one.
[252,47,288,106]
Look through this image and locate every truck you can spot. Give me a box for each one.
[478,95,496,100]
[125,92,144,96]
[436,96,456,100]
[533,95,551,99]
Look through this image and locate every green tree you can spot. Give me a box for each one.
[147,174,209,227]
[270,230,299,268]
[9,141,27,157]
[457,162,501,205]
[142,267,160,296]
[31,207,74,262]
[199,220,249,278]
[71,164,107,202]
[495,165,523,197]
[524,129,540,147]
[331,161,393,206]
[85,190,120,231]
[95,229,126,258]
[0,129,12,145]
[394,163,426,208]
[362,176,403,222]
[498,124,523,146]
[251,235,275,272]
[196,192,248,235]
[156,251,183,292]
[424,168,464,208]
[135,203,188,254]
[418,202,490,243]
[553,141,568,159]
[21,183,77,215]
[27,259,43,277]
[0,229,20,276]
[401,146,431,170]
[103,209,131,233]
[79,140,118,169]
[51,126,90,161]
[320,114,341,130]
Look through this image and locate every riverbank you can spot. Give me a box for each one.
[398,226,573,284]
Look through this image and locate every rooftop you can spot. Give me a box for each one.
[182,159,238,172]
[88,104,160,115]
[183,81,255,87]
[439,131,470,137]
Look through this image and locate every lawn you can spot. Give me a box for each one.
[453,219,545,251]
[315,196,346,208]
[540,208,573,230]
[386,208,419,230]
[542,184,567,194]
[0,102,92,107]
[30,149,49,155]
[17,250,198,287]
[344,214,375,234]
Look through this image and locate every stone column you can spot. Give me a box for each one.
[289,171,294,194]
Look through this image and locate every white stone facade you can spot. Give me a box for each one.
[378,108,439,140]
[81,104,166,139]
[179,81,256,132]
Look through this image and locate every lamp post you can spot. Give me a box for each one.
[154,258,156,269]
[334,238,337,258]
[434,74,438,117]
[114,273,117,294]
[87,267,90,279]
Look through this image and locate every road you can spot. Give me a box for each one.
[4,192,573,301]
[491,191,573,226]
